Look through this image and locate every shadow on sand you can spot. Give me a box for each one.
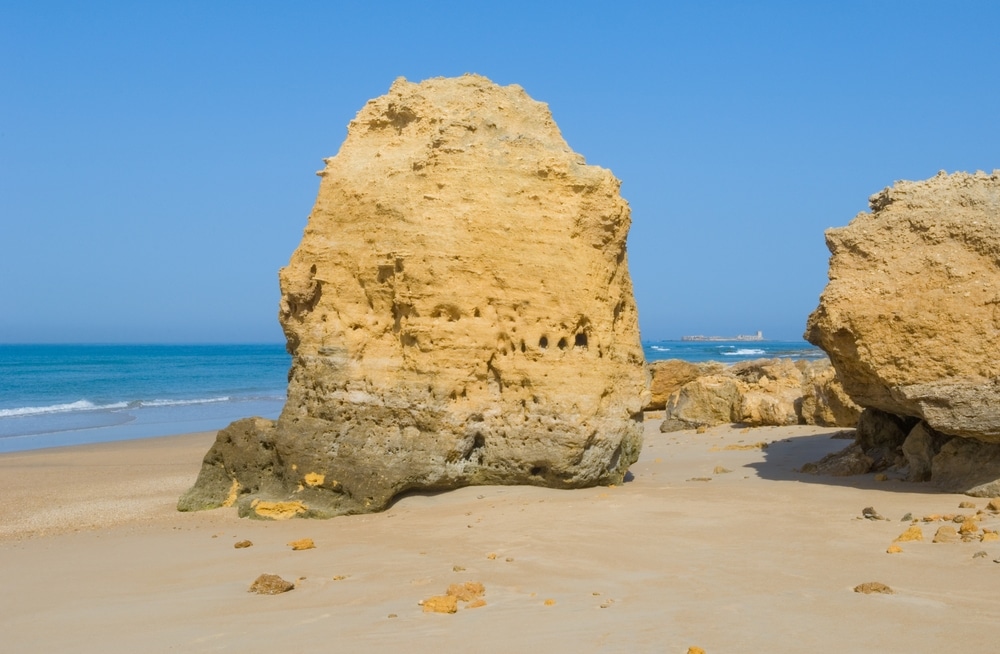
[745,429,953,496]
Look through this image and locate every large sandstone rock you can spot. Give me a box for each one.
[806,171,1000,442]
[804,171,1000,493]
[179,75,648,518]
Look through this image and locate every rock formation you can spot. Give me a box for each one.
[805,171,1000,493]
[658,357,859,431]
[179,74,648,518]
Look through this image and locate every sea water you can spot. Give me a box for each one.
[0,339,825,453]
[0,344,290,453]
[642,339,825,364]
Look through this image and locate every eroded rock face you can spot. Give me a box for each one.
[806,171,1000,442]
[804,171,1000,493]
[179,75,648,518]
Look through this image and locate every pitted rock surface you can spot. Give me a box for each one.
[179,75,647,517]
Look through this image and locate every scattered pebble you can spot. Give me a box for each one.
[387,613,398,619]
[452,565,466,572]
[332,575,348,581]
[981,531,999,542]
[421,595,458,614]
[713,466,732,474]
[688,647,707,654]
[487,552,497,560]
[959,501,976,509]
[248,574,295,595]
[505,557,514,562]
[287,538,315,551]
[687,477,712,482]
[854,582,894,595]
[973,551,989,559]
[987,498,1000,512]
[886,545,903,554]
[544,598,556,606]
[862,507,886,521]
[234,540,253,549]
[901,513,913,522]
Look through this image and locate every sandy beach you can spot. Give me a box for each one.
[2,417,998,653]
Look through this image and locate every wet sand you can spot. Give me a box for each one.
[1,419,998,652]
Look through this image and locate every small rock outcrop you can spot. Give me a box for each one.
[805,171,1000,493]
[179,75,648,518]
[658,358,859,431]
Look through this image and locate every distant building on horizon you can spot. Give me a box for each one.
[680,330,764,342]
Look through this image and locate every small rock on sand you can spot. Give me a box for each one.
[959,501,976,509]
[713,466,732,474]
[894,526,924,542]
[862,507,885,521]
[287,538,315,551]
[421,595,458,614]
[854,582,894,594]
[886,545,903,554]
[932,525,959,543]
[234,540,253,549]
[248,574,295,595]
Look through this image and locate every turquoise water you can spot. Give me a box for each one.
[0,344,290,453]
[643,339,825,363]
[0,339,824,453]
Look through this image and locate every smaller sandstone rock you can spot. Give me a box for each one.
[234,540,253,549]
[447,581,486,602]
[901,513,913,521]
[800,443,872,476]
[958,519,980,535]
[687,648,707,654]
[854,582,894,595]
[862,507,885,521]
[544,598,556,606]
[421,595,458,614]
[287,538,315,551]
[886,545,903,554]
[959,501,976,509]
[713,466,732,474]
[248,574,295,595]
[932,525,959,543]
[987,498,1000,512]
[973,550,989,559]
[452,565,466,572]
[981,531,1000,542]
[894,526,924,542]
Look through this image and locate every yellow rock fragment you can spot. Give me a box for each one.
[922,514,940,522]
[894,526,924,542]
[959,501,976,509]
[713,466,732,474]
[447,581,485,602]
[987,498,1000,512]
[466,599,487,609]
[222,478,241,508]
[544,598,556,606]
[959,519,980,535]
[251,499,308,520]
[422,595,458,613]
[886,544,903,554]
[303,472,325,487]
[688,648,707,654]
[981,531,1000,542]
[287,538,315,551]
[854,581,894,594]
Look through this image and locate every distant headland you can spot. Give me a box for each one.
[681,330,764,342]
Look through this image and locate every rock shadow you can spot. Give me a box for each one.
[746,430,953,496]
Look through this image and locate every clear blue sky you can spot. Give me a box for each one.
[2,1,998,343]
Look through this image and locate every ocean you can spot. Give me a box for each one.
[0,339,825,453]
[0,344,290,453]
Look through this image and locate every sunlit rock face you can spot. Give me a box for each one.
[805,170,1000,495]
[179,74,648,517]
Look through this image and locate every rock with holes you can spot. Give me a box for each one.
[178,74,648,518]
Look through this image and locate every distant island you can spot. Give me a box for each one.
[681,331,764,342]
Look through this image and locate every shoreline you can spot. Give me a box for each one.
[2,420,998,651]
